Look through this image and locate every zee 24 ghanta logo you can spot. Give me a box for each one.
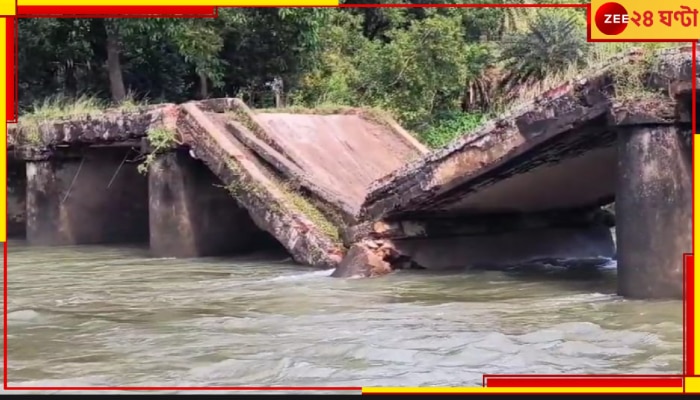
[594,1,699,36]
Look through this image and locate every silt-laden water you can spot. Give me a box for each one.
[3,241,682,393]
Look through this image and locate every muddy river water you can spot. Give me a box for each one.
[3,240,682,393]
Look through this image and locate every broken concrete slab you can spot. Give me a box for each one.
[213,115,355,227]
[197,98,427,216]
[191,98,427,226]
[255,110,426,213]
[358,47,696,222]
[177,102,345,269]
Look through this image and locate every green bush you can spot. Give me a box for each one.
[419,111,486,149]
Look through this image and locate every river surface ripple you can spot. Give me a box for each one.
[2,241,682,393]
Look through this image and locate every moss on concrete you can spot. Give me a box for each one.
[218,147,341,244]
[137,127,180,175]
[277,182,341,243]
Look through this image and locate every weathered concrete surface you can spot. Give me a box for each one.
[148,150,279,258]
[211,113,355,227]
[616,126,692,299]
[255,110,426,211]
[8,105,176,159]
[25,147,149,246]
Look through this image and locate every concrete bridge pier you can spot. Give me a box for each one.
[8,158,27,239]
[25,147,149,246]
[148,150,276,258]
[615,125,692,299]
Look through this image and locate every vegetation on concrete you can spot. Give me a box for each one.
[18,93,144,124]
[277,183,342,243]
[137,128,180,175]
[14,93,145,146]
[222,158,342,244]
[609,51,667,102]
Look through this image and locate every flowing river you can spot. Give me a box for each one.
[3,240,682,393]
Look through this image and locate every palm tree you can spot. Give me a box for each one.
[499,11,589,90]
[461,44,499,112]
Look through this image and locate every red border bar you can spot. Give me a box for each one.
[3,2,697,393]
[17,6,218,17]
[6,17,15,122]
[484,376,684,388]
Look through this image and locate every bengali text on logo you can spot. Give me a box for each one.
[590,0,699,41]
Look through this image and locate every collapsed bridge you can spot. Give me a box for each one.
[7,47,695,300]
[8,99,426,269]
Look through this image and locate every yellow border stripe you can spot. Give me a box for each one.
[687,377,700,393]
[0,0,14,16]
[17,0,339,5]
[0,17,6,242]
[362,387,683,394]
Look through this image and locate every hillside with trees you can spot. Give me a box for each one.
[17,0,670,148]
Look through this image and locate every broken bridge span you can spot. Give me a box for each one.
[7,47,695,300]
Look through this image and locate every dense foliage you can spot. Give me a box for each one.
[17,1,659,147]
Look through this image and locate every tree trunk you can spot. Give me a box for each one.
[199,72,208,99]
[64,61,77,98]
[104,21,126,103]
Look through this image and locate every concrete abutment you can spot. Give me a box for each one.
[25,147,149,246]
[615,125,691,300]
[148,150,281,258]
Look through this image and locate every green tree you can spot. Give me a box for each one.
[20,6,652,149]
[500,10,589,89]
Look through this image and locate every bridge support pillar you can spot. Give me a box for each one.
[25,148,149,246]
[148,150,273,258]
[616,125,691,299]
[8,159,27,239]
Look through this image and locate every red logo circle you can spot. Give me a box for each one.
[595,2,629,36]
